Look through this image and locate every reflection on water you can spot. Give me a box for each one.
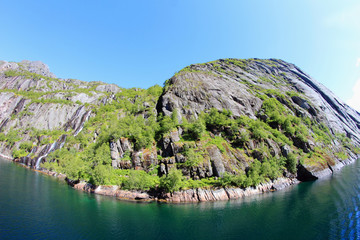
[328,164,360,240]
[0,159,359,240]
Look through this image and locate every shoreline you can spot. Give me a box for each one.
[2,153,359,203]
[0,153,13,161]
[69,176,300,203]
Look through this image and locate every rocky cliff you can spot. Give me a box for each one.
[158,59,360,180]
[160,59,360,142]
[0,60,119,159]
[0,58,359,202]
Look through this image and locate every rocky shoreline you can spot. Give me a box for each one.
[3,153,358,203]
[0,153,13,161]
[67,177,299,203]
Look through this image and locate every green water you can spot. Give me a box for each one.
[0,159,359,240]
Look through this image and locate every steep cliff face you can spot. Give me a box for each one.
[159,59,360,142]
[0,60,119,159]
[158,59,360,181]
[0,59,359,201]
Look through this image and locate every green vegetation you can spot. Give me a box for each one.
[223,59,248,70]
[1,66,117,108]
[0,88,79,106]
[0,129,23,147]
[286,91,302,98]
[312,124,332,145]
[122,170,159,190]
[175,66,203,76]
[12,141,34,158]
[219,156,284,188]
[286,153,297,174]
[182,145,204,167]
[160,168,184,193]
[181,117,206,140]
[44,93,349,193]
[4,69,54,81]
[39,85,165,189]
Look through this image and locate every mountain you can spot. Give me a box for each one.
[0,58,359,202]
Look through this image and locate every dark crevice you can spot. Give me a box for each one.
[296,164,318,182]
[327,163,334,173]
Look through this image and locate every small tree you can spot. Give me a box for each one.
[286,153,297,174]
[160,168,183,193]
[183,147,202,167]
[188,119,206,140]
[171,109,179,126]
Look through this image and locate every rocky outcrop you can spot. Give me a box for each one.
[162,178,298,203]
[95,84,121,93]
[0,60,56,78]
[72,181,153,201]
[297,153,360,181]
[160,70,262,120]
[207,145,225,177]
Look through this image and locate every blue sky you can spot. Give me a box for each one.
[1,0,360,110]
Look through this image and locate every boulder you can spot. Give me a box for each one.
[206,145,225,177]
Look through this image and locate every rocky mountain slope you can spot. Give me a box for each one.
[0,58,359,202]
[159,59,360,180]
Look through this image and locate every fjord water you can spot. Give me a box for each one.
[0,159,359,240]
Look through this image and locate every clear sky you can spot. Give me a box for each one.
[1,0,360,111]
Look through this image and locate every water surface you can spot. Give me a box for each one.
[0,159,359,239]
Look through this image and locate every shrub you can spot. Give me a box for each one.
[183,147,203,167]
[239,130,250,144]
[335,151,347,160]
[158,114,177,136]
[92,143,111,165]
[19,141,33,151]
[286,153,297,173]
[262,98,287,116]
[247,159,263,186]
[206,136,227,153]
[122,170,159,190]
[188,119,206,140]
[181,117,206,140]
[219,172,248,188]
[313,125,332,145]
[204,108,231,129]
[160,168,184,193]
[0,133,5,141]
[12,148,28,158]
[248,121,268,140]
[91,164,114,185]
[5,129,22,147]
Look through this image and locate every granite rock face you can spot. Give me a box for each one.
[0,60,56,78]
[163,178,298,203]
[159,59,360,143]
[0,60,121,167]
[158,58,360,181]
